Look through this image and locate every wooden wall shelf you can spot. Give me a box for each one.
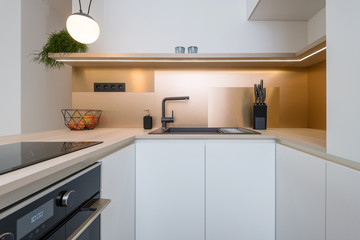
[49,38,326,68]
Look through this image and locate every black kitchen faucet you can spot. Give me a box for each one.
[161,96,190,129]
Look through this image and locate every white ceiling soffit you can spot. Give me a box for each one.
[249,0,325,21]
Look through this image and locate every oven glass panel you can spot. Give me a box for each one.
[16,199,54,240]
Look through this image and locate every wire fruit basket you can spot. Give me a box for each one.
[61,109,102,130]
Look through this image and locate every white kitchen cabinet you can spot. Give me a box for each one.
[206,141,275,240]
[327,162,360,240]
[136,141,205,240]
[276,144,325,240]
[100,144,135,240]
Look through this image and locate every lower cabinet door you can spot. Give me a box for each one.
[206,142,275,240]
[100,144,136,240]
[327,162,360,240]
[276,144,325,240]
[136,142,205,240]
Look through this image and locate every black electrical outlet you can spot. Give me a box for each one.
[94,83,125,92]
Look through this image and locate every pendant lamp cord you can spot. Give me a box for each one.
[78,0,83,13]
[78,0,93,15]
[87,0,93,14]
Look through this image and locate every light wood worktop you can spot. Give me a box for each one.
[0,128,146,211]
[0,127,355,211]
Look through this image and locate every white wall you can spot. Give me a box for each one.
[81,0,307,53]
[0,0,21,137]
[21,0,72,134]
[327,0,360,162]
[307,7,326,44]
[246,0,259,19]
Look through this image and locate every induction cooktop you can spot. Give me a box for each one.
[0,141,103,175]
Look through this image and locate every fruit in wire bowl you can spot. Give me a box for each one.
[61,109,102,130]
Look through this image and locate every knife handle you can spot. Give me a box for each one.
[259,89,262,104]
[254,84,258,104]
[263,88,266,104]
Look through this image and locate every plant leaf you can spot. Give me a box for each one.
[32,29,88,70]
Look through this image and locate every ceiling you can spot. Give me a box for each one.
[249,0,325,21]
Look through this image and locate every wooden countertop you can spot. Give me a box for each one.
[0,127,353,211]
[0,128,146,211]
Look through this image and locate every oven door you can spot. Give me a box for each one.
[46,198,110,240]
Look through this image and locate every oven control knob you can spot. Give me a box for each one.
[0,232,15,240]
[60,190,76,207]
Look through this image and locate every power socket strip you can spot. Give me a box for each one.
[94,83,125,92]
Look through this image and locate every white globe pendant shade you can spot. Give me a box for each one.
[66,13,100,44]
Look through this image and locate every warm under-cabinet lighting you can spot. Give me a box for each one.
[54,47,326,63]
[298,47,327,61]
[66,0,100,44]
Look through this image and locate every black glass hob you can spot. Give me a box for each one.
[0,141,102,175]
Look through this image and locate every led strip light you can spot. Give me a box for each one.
[55,47,326,63]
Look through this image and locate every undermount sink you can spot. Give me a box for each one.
[148,127,261,134]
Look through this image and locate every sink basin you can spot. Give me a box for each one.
[148,127,260,134]
[165,127,220,134]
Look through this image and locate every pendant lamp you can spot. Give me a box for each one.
[66,0,100,44]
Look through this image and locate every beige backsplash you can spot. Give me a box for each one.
[208,87,280,128]
[72,67,313,129]
[72,67,155,92]
[73,92,155,128]
[308,61,326,130]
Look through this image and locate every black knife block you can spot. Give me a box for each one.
[253,104,267,130]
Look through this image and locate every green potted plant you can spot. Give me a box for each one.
[32,29,88,69]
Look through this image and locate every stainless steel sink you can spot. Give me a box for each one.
[148,127,260,134]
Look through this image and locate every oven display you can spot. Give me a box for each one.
[16,199,54,240]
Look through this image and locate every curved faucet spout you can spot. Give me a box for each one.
[162,96,190,104]
[161,96,190,129]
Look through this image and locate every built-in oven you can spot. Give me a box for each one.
[0,163,109,240]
